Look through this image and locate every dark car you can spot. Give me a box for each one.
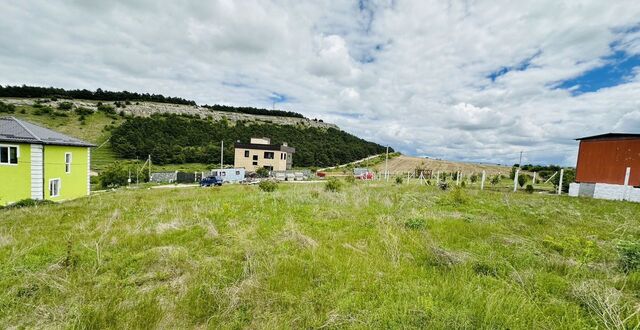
[200,176,223,187]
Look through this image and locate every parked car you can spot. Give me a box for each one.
[200,176,223,187]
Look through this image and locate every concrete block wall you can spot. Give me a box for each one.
[628,187,640,202]
[570,182,640,203]
[568,183,579,197]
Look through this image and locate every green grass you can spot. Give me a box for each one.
[8,105,127,172]
[1,181,639,328]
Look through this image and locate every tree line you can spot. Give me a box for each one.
[0,85,196,105]
[201,104,305,118]
[110,114,390,167]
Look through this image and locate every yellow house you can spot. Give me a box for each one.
[0,117,95,205]
[234,137,295,172]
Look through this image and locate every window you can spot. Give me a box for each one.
[280,152,287,160]
[264,166,273,171]
[244,150,249,157]
[0,145,18,165]
[252,155,258,160]
[49,179,61,197]
[235,170,240,175]
[65,152,72,173]
[252,161,258,166]
[264,152,274,159]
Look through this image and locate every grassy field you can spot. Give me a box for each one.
[1,180,639,328]
[6,103,126,172]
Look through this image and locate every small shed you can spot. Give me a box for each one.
[570,133,640,202]
[575,133,640,186]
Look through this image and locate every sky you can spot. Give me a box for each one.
[1,1,640,166]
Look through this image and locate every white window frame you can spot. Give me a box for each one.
[65,152,72,174]
[0,144,20,166]
[49,178,61,197]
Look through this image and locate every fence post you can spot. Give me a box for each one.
[481,171,486,190]
[513,169,520,192]
[532,172,537,185]
[456,171,461,186]
[624,167,631,186]
[624,167,631,200]
[557,169,564,195]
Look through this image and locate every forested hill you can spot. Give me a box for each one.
[110,114,390,167]
[0,85,196,105]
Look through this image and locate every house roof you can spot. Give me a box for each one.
[0,117,95,147]
[576,133,640,141]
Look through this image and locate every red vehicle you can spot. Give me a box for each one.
[356,172,374,180]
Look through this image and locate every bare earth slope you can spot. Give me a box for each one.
[373,155,509,176]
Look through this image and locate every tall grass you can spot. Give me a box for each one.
[1,182,639,328]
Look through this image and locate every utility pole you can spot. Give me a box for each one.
[384,146,389,181]
[519,151,523,166]
[220,140,224,170]
[148,155,151,182]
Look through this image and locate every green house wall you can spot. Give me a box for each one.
[0,143,31,205]
[44,145,89,202]
[0,144,90,205]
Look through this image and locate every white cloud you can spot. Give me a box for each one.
[1,0,640,165]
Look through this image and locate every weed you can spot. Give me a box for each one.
[404,217,426,230]
[437,187,469,206]
[345,175,356,184]
[617,240,640,272]
[258,180,278,192]
[325,177,342,192]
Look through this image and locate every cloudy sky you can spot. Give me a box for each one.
[2,1,640,165]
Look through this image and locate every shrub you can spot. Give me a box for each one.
[525,184,534,193]
[325,177,342,192]
[255,167,270,178]
[97,104,116,115]
[469,174,478,183]
[57,101,73,110]
[258,180,278,192]
[33,106,53,116]
[0,101,16,113]
[395,176,403,184]
[345,175,356,184]
[518,174,527,187]
[490,176,500,185]
[617,240,640,272]
[552,168,576,193]
[74,107,93,116]
[460,181,466,188]
[100,162,129,188]
[438,182,449,191]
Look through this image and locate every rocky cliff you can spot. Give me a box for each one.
[1,98,339,130]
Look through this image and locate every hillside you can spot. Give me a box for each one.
[1,182,639,328]
[0,98,385,170]
[372,155,510,177]
[0,97,338,130]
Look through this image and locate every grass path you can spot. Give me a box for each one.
[1,182,639,328]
